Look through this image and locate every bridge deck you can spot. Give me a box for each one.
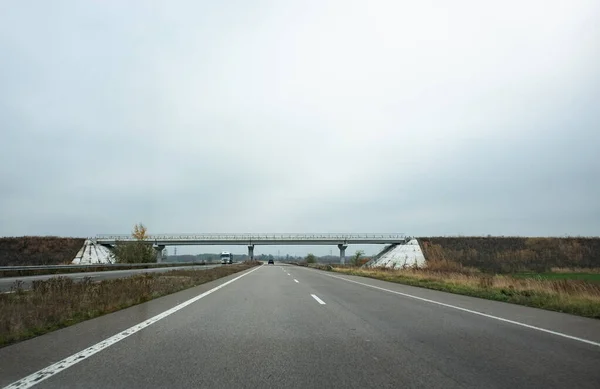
[95,233,407,245]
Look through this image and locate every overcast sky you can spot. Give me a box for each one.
[1,1,598,255]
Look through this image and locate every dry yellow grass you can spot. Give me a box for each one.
[341,267,600,298]
[332,266,600,318]
[550,267,600,274]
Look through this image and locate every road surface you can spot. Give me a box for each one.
[0,264,222,292]
[1,263,599,388]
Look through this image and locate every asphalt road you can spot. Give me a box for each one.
[1,263,599,388]
[0,264,223,292]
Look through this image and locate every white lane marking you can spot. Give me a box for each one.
[316,271,600,348]
[294,279,299,283]
[311,294,326,305]
[3,265,264,389]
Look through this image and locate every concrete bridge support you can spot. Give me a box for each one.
[154,245,166,263]
[100,244,114,251]
[248,245,255,260]
[338,244,348,265]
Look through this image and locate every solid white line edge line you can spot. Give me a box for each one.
[311,294,326,305]
[314,270,600,348]
[3,264,264,389]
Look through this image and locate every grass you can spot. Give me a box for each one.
[513,272,600,283]
[0,261,261,348]
[326,263,600,319]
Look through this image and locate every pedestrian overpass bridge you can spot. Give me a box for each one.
[95,233,408,264]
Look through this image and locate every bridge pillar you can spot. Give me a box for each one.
[248,245,255,260]
[338,244,348,265]
[154,245,166,263]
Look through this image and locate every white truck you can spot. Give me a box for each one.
[220,251,233,264]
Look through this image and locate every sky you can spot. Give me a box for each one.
[1,0,599,255]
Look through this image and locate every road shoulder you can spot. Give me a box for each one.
[298,267,600,344]
[0,265,260,387]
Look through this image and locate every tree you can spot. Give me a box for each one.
[133,223,148,240]
[305,253,317,264]
[351,250,365,266]
[113,223,157,263]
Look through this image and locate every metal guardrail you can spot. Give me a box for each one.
[0,262,206,271]
[96,233,407,241]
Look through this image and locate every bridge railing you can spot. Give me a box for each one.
[95,233,407,241]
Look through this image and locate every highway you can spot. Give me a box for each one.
[1,263,599,388]
[0,264,222,292]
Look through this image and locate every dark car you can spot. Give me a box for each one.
[268,259,274,264]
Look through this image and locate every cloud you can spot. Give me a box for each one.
[1,0,599,255]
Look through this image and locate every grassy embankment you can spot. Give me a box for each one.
[0,261,261,348]
[512,270,600,283]
[304,237,600,319]
[331,264,600,319]
[0,237,85,266]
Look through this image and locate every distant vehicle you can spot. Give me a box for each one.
[220,251,233,264]
[268,259,274,264]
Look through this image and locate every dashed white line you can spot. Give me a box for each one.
[311,294,326,305]
[294,279,299,283]
[3,265,264,389]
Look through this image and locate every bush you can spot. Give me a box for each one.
[350,250,365,266]
[113,223,157,263]
[113,241,157,263]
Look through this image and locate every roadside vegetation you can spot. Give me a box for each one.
[419,237,600,273]
[326,260,600,319]
[0,261,261,348]
[512,271,600,283]
[305,253,317,264]
[296,250,370,267]
[0,237,84,266]
[293,238,600,319]
[113,223,158,263]
[350,250,370,266]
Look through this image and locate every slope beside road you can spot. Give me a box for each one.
[1,263,599,388]
[0,264,222,292]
